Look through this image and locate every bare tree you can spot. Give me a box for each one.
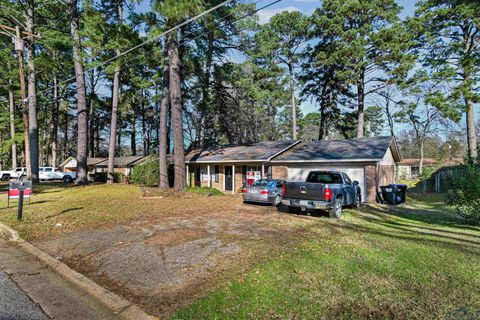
[70,0,88,184]
[107,1,123,184]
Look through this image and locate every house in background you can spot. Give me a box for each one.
[397,157,463,180]
[186,136,401,203]
[59,156,146,176]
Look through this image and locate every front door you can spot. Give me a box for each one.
[225,166,233,191]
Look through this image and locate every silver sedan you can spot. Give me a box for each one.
[241,179,286,206]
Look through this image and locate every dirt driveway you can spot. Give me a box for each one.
[33,195,310,317]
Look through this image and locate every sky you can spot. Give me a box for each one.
[135,0,421,115]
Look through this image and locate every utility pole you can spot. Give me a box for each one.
[0,23,40,177]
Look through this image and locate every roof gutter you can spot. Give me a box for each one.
[270,158,383,163]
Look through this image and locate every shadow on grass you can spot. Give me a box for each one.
[45,207,83,219]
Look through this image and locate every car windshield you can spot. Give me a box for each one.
[306,172,343,184]
[251,180,271,187]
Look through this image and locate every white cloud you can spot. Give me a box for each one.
[257,6,300,25]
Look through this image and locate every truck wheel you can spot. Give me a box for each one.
[63,176,73,183]
[288,206,301,214]
[1,174,10,181]
[329,197,343,218]
[353,193,362,209]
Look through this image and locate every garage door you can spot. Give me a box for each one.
[287,166,367,202]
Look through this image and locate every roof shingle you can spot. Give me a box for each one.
[185,140,300,163]
[271,136,397,162]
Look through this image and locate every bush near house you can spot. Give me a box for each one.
[449,164,480,222]
[129,160,160,187]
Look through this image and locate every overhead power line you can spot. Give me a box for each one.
[26,0,284,105]
[26,0,236,103]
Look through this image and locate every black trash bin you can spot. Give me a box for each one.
[380,184,407,205]
[392,184,407,204]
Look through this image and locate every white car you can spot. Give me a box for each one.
[39,167,76,183]
[0,167,26,181]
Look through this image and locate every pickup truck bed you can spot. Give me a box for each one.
[280,171,361,218]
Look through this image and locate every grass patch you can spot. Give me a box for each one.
[187,186,224,196]
[173,197,480,319]
[0,183,232,240]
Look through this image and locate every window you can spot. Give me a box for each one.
[214,166,219,182]
[267,165,272,179]
[343,174,352,185]
[306,172,343,184]
[200,166,209,181]
[44,168,53,172]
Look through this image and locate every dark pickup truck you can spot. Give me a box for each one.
[280,171,362,218]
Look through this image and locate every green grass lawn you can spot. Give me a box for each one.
[173,194,480,320]
[1,183,479,319]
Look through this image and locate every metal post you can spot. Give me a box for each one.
[17,190,24,221]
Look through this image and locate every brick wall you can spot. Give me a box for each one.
[271,165,287,180]
[365,165,377,203]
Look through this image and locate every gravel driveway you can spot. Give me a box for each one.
[34,200,303,317]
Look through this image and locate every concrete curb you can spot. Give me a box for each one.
[0,222,158,320]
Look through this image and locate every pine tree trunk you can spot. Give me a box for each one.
[70,0,88,184]
[107,2,123,184]
[168,35,185,190]
[159,43,170,189]
[356,72,365,138]
[466,96,477,161]
[131,113,136,156]
[51,74,59,167]
[289,64,297,140]
[9,86,17,168]
[26,0,39,183]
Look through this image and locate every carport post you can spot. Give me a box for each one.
[262,164,265,179]
[207,165,211,187]
[232,165,235,194]
[186,165,189,187]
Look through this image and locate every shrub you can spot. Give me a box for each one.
[187,186,224,196]
[129,160,159,187]
[448,164,480,222]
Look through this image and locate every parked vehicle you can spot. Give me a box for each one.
[242,179,286,206]
[39,167,76,183]
[280,171,361,218]
[0,167,26,181]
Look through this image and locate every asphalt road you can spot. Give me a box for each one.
[0,271,48,320]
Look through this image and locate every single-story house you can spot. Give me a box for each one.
[185,136,401,203]
[59,156,146,176]
[397,157,463,180]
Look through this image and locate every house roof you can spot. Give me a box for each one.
[59,157,107,168]
[60,156,145,168]
[271,136,400,163]
[185,140,301,163]
[400,157,463,166]
[95,156,145,167]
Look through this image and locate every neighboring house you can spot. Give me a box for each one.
[186,136,401,203]
[60,157,107,174]
[397,157,463,180]
[59,156,146,176]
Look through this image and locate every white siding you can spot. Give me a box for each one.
[380,147,395,165]
[287,165,367,202]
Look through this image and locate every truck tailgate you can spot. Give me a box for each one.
[285,182,325,201]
